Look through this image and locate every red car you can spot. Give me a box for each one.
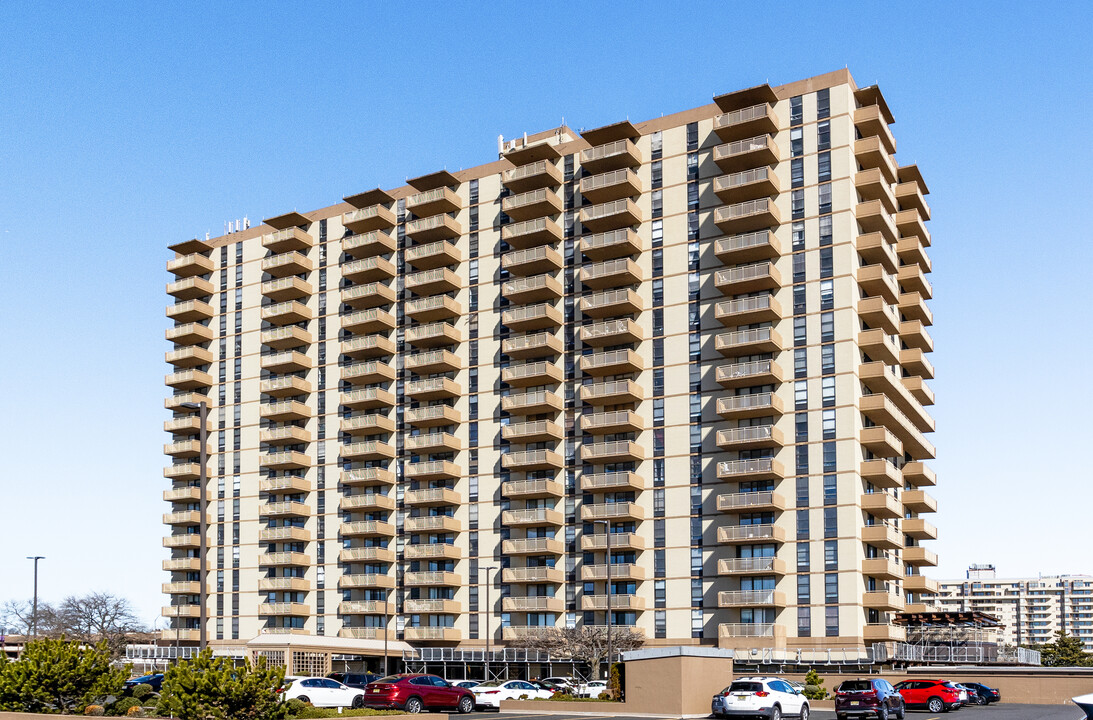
[360,673,475,714]
[893,680,963,713]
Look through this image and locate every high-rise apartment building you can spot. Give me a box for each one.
[937,567,1093,651]
[162,68,937,656]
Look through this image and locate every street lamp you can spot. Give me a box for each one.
[592,520,612,679]
[26,556,44,637]
[383,593,390,676]
[481,565,498,682]
[179,400,208,651]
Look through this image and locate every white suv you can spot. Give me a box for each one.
[711,676,810,720]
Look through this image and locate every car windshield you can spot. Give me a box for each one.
[839,680,874,692]
[476,681,504,688]
[728,682,763,693]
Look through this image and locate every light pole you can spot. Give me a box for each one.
[179,400,208,651]
[481,565,497,682]
[592,520,612,679]
[383,593,389,676]
[26,556,44,637]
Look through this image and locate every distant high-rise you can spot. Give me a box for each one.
[162,68,937,658]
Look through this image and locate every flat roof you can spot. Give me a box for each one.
[262,211,311,229]
[343,188,394,208]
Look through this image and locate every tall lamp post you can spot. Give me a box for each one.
[592,520,612,679]
[383,592,390,676]
[179,400,208,651]
[481,565,497,681]
[26,556,45,637]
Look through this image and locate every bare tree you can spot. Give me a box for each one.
[1,598,64,637]
[523,625,645,680]
[57,592,145,655]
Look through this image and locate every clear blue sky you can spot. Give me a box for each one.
[1,1,1090,627]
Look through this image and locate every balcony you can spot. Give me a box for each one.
[260,376,311,399]
[261,277,312,303]
[580,379,642,406]
[718,557,786,576]
[163,463,200,480]
[165,369,214,390]
[580,168,642,204]
[862,558,903,581]
[501,478,564,500]
[340,467,396,487]
[905,575,940,594]
[406,321,460,349]
[163,509,202,525]
[164,416,205,437]
[338,600,391,615]
[580,258,641,290]
[861,492,902,519]
[899,291,933,325]
[856,234,899,276]
[713,135,779,173]
[342,204,396,233]
[166,299,214,323]
[257,497,311,519]
[405,377,461,401]
[502,389,563,415]
[343,360,395,385]
[857,296,900,334]
[343,230,396,259]
[161,602,202,615]
[262,226,313,254]
[257,577,311,593]
[501,360,564,387]
[713,102,777,141]
[502,245,563,276]
[404,543,460,561]
[581,501,644,522]
[404,599,462,615]
[714,198,780,235]
[405,267,460,296]
[714,231,781,265]
[403,295,461,324]
[340,387,396,411]
[855,167,897,215]
[716,360,783,388]
[261,326,313,350]
[165,346,213,368]
[860,426,903,458]
[903,517,939,540]
[339,573,396,590]
[503,567,565,584]
[579,139,641,173]
[717,524,786,544]
[503,537,564,555]
[260,300,312,327]
[855,104,897,154]
[340,282,396,309]
[581,440,643,464]
[579,199,641,232]
[856,200,898,243]
[857,329,900,365]
[259,450,310,470]
[862,524,902,550]
[864,624,908,643]
[716,327,781,357]
[404,515,461,533]
[502,273,564,303]
[580,471,643,493]
[904,546,939,567]
[581,349,643,377]
[405,432,461,454]
[861,395,935,460]
[714,167,780,204]
[403,627,462,643]
[260,425,313,448]
[405,349,460,375]
[716,491,786,513]
[581,532,645,552]
[163,486,202,503]
[404,460,460,481]
[343,255,396,283]
[406,186,460,217]
[166,322,214,346]
[901,348,935,382]
[859,363,934,432]
[404,487,461,507]
[902,489,938,513]
[501,217,563,249]
[576,231,643,266]
[405,214,461,242]
[898,263,933,299]
[503,331,563,360]
[262,251,313,278]
[716,392,783,419]
[503,159,563,193]
[864,592,905,612]
[406,240,463,276]
[716,425,784,451]
[580,318,642,347]
[857,263,900,302]
[502,419,564,443]
[340,520,396,539]
[162,581,202,595]
[502,302,563,332]
[579,288,641,318]
[715,295,781,328]
[896,184,931,222]
[339,493,396,512]
[581,410,642,435]
[162,534,202,549]
[855,136,898,183]
[163,439,201,458]
[342,309,396,335]
[503,449,564,471]
[502,188,563,221]
[860,459,902,489]
[717,458,784,481]
[897,236,932,271]
[715,262,780,295]
[718,590,785,608]
[167,253,214,278]
[406,572,463,590]
[581,594,645,612]
[502,507,564,526]
[502,597,565,613]
[404,404,461,428]
[341,440,395,461]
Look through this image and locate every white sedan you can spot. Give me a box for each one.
[576,679,607,698]
[280,676,366,707]
[471,680,553,707]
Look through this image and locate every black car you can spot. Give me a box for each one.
[961,682,1001,705]
[328,672,382,690]
[834,678,905,720]
[124,673,164,692]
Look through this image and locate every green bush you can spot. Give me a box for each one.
[109,697,143,716]
[0,637,129,713]
[84,706,106,716]
[125,706,146,718]
[131,683,154,701]
[157,649,287,720]
[802,668,828,700]
[284,697,310,715]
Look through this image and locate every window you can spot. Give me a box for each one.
[820,280,834,310]
[790,95,803,126]
[687,152,699,180]
[796,475,809,505]
[791,127,803,157]
[825,539,839,569]
[794,380,808,409]
[819,247,833,278]
[797,575,811,602]
[796,444,809,474]
[797,542,810,570]
[820,312,835,342]
[793,316,807,346]
[823,475,837,505]
[817,119,831,150]
[817,151,831,182]
[651,190,663,218]
[824,506,838,538]
[821,344,835,374]
[825,606,839,636]
[687,182,699,208]
[794,348,807,378]
[798,607,811,637]
[817,89,830,119]
[793,285,806,315]
[822,408,836,439]
[651,160,663,188]
[823,441,837,472]
[796,509,810,539]
[818,183,832,215]
[825,573,839,602]
[792,221,805,251]
[793,252,806,283]
[655,610,666,638]
[650,131,662,160]
[791,158,804,188]
[691,609,703,638]
[795,413,809,442]
[686,122,698,151]
[819,214,833,246]
[822,376,836,407]
[792,189,805,220]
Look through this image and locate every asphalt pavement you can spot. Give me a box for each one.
[465,704,1087,720]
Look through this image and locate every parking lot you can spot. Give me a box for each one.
[464,705,1087,720]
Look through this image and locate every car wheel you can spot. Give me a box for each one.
[927,697,944,713]
[458,696,474,714]
[404,696,424,714]
[296,696,310,705]
[800,704,809,720]
[896,701,906,719]
[771,705,782,720]
[878,706,888,720]
[351,695,364,709]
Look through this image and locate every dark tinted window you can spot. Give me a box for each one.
[321,679,341,689]
[430,677,449,687]
[410,677,433,686]
[301,679,321,688]
[728,682,763,693]
[839,680,874,692]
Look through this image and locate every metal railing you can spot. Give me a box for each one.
[714,103,772,129]
[580,168,638,193]
[718,392,776,412]
[715,262,774,285]
[580,139,636,164]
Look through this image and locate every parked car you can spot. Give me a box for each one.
[124,673,164,692]
[280,676,365,708]
[956,684,979,705]
[712,676,810,719]
[834,678,905,720]
[471,679,553,708]
[893,680,963,713]
[360,673,475,714]
[448,680,482,689]
[576,679,608,698]
[961,682,1000,704]
[541,676,578,692]
[327,672,381,690]
[527,680,557,693]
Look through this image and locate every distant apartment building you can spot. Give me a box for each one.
[161,68,937,659]
[937,566,1093,650]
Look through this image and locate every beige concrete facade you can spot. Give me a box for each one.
[162,69,936,655]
